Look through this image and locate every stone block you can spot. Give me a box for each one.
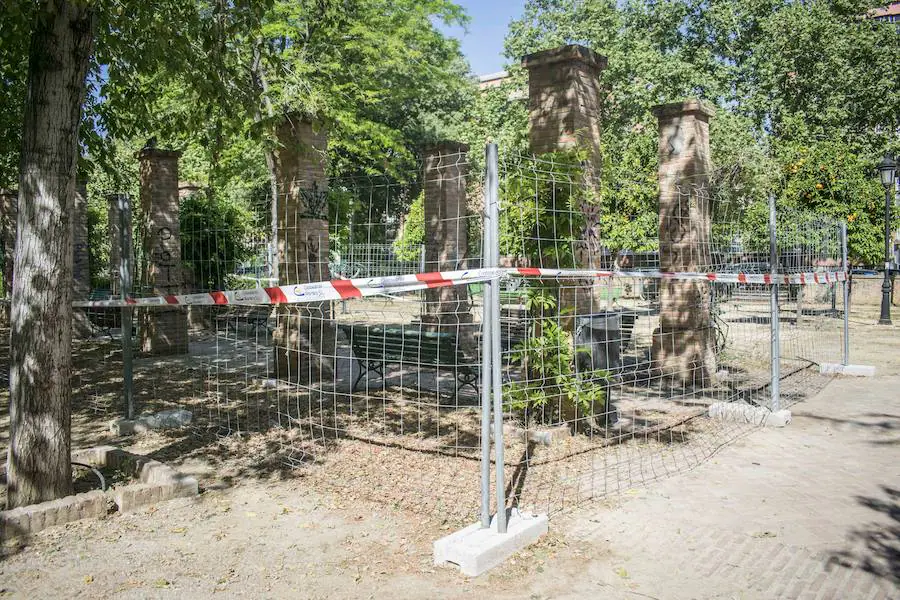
[434,509,549,577]
[819,363,876,377]
[709,403,792,427]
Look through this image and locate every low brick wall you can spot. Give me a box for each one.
[1,446,198,539]
[0,491,106,539]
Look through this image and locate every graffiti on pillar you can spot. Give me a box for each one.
[150,226,179,295]
[299,182,328,220]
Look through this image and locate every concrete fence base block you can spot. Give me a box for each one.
[499,424,570,446]
[709,403,792,428]
[433,509,549,577]
[110,409,193,435]
[819,363,876,377]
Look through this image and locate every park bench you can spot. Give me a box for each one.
[337,323,478,395]
[214,305,272,335]
[86,289,117,340]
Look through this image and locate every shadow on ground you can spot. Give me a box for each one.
[826,485,899,588]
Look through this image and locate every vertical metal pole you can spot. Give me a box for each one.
[841,221,849,366]
[768,195,781,412]
[879,185,893,325]
[479,145,494,529]
[119,194,135,420]
[486,143,507,533]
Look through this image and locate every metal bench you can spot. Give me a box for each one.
[338,323,478,395]
[214,306,272,335]
[86,289,117,340]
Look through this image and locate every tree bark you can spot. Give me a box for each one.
[7,1,94,508]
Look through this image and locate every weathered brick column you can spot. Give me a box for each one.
[138,148,188,355]
[650,100,717,387]
[0,189,17,299]
[72,179,92,337]
[421,142,473,344]
[522,45,608,316]
[272,116,336,383]
[522,44,605,163]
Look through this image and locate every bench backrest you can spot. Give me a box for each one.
[339,324,471,367]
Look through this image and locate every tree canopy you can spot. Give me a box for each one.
[481,0,900,264]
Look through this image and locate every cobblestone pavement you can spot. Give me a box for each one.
[533,373,900,599]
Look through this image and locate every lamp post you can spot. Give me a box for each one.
[876,154,896,325]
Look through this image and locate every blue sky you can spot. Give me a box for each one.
[439,0,527,76]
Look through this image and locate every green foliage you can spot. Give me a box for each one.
[503,0,900,262]
[499,150,593,263]
[773,129,896,265]
[507,290,608,420]
[392,191,425,262]
[180,192,258,291]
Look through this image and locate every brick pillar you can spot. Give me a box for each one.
[72,179,92,337]
[0,189,17,299]
[522,44,606,163]
[421,142,474,346]
[272,116,336,383]
[522,44,608,315]
[138,148,188,355]
[650,100,717,387]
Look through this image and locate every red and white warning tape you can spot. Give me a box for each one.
[512,267,848,286]
[72,268,506,308]
[72,267,846,308]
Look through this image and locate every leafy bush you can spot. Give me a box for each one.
[507,289,608,425]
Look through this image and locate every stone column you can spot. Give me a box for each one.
[272,115,336,383]
[72,179,92,337]
[420,142,474,345]
[0,189,17,299]
[522,44,608,316]
[138,148,188,355]
[650,100,717,388]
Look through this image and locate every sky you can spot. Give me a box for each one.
[438,0,527,76]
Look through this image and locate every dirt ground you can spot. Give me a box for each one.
[0,302,896,598]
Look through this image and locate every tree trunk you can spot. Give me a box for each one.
[6,1,94,508]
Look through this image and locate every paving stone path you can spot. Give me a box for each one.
[547,374,899,599]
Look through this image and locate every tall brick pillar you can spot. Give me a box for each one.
[272,116,336,383]
[522,44,608,315]
[421,142,473,344]
[650,100,717,387]
[138,148,188,355]
[0,189,17,299]
[72,179,92,337]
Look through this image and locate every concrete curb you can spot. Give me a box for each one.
[72,446,199,513]
[0,490,106,540]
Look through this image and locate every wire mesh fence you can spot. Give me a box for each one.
[1,141,849,525]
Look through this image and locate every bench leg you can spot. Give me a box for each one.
[352,360,384,392]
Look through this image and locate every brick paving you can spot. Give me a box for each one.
[547,374,900,599]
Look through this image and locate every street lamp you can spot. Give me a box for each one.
[876,153,896,325]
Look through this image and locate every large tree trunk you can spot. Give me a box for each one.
[6,1,94,508]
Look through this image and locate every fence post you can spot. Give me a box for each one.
[480,144,496,529]
[841,221,849,366]
[485,143,507,533]
[119,194,135,420]
[769,194,781,412]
